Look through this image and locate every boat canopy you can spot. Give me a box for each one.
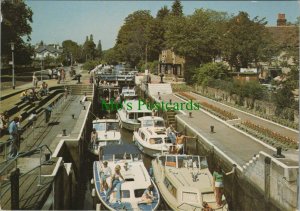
[158,154,208,169]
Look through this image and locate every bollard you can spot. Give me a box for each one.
[45,153,51,162]
[83,106,86,110]
[189,112,192,118]
[210,125,214,133]
[273,147,285,158]
[72,114,75,119]
[169,99,172,103]
[62,129,67,136]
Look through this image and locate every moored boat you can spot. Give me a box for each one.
[93,144,160,210]
[116,100,152,131]
[90,118,121,155]
[151,154,227,210]
[133,116,183,157]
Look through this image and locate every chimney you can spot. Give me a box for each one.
[277,13,287,26]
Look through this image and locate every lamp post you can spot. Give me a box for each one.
[11,43,15,89]
[40,56,43,82]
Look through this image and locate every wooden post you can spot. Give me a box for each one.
[10,168,20,210]
[264,156,271,210]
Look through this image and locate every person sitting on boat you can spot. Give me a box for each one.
[105,165,125,204]
[169,143,177,154]
[91,128,98,149]
[166,124,177,144]
[202,201,213,211]
[100,161,112,192]
[140,184,156,204]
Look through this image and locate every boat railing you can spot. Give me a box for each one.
[177,202,203,210]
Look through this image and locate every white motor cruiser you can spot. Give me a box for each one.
[90,119,121,155]
[93,144,160,210]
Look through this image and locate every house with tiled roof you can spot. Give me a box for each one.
[34,44,63,59]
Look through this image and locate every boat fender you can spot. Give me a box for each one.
[96,203,101,211]
[91,178,94,185]
[92,188,96,197]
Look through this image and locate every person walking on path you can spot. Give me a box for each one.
[44,105,53,124]
[32,72,38,88]
[57,69,61,84]
[8,117,20,158]
[61,68,66,83]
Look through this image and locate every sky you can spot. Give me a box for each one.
[26,1,300,50]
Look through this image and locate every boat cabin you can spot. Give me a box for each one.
[93,119,119,132]
[138,116,165,129]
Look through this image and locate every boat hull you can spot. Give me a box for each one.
[134,139,168,157]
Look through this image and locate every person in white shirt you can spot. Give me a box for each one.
[100,161,112,192]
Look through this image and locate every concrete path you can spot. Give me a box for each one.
[157,93,298,167]
[188,91,298,140]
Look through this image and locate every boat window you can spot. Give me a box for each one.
[165,156,176,167]
[103,155,113,161]
[121,190,130,198]
[182,192,198,203]
[154,120,164,127]
[93,123,106,131]
[143,120,154,127]
[141,132,145,140]
[163,177,177,198]
[134,189,146,198]
[149,138,163,144]
[200,157,208,169]
[107,122,118,130]
[138,113,144,118]
[125,178,134,182]
[128,113,134,119]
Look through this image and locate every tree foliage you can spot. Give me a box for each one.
[114,10,154,66]
[83,34,96,60]
[1,0,33,65]
[222,12,271,70]
[171,0,183,17]
[194,62,230,86]
[156,6,170,20]
[96,40,103,58]
[61,40,81,64]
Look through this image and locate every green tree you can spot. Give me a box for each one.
[83,34,96,60]
[165,9,228,82]
[61,40,81,65]
[194,62,230,86]
[1,0,33,65]
[96,40,103,59]
[114,10,154,66]
[156,6,170,19]
[222,12,271,70]
[171,0,183,17]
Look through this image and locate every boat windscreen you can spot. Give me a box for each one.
[154,120,164,127]
[107,122,118,131]
[93,122,106,131]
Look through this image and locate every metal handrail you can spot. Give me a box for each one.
[177,202,203,210]
[0,144,52,175]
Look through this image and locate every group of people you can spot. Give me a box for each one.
[20,82,49,103]
[99,161,156,205]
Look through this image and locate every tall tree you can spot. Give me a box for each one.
[171,0,183,17]
[221,12,271,70]
[114,10,154,66]
[1,0,33,65]
[97,40,103,58]
[61,40,81,64]
[83,34,96,60]
[156,6,170,19]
